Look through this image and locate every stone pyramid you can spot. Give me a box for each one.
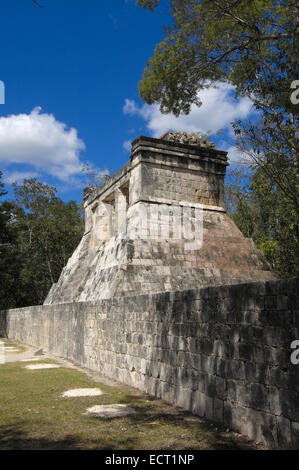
[44,134,275,305]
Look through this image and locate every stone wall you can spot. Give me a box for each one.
[1,277,298,448]
[45,135,277,305]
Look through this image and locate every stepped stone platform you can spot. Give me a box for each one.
[44,133,275,305]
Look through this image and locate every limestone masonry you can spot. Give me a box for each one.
[2,279,298,448]
[44,133,275,305]
[1,133,297,449]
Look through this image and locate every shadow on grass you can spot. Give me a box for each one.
[117,393,257,450]
[0,422,137,450]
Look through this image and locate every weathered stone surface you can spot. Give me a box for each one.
[24,364,61,370]
[44,134,275,305]
[85,404,135,418]
[1,278,298,448]
[159,130,216,148]
[62,388,104,398]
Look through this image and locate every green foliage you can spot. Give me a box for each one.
[0,174,23,309]
[137,0,298,115]
[139,0,299,277]
[0,178,84,309]
[137,0,298,172]
[137,1,298,191]
[225,166,299,278]
[0,171,7,198]
[81,166,111,201]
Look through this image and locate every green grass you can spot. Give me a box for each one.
[1,341,26,353]
[0,358,259,450]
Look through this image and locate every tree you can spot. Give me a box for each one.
[81,165,111,195]
[0,171,6,198]
[225,166,256,237]
[0,171,9,249]
[137,1,298,198]
[32,0,44,7]
[138,0,298,275]
[137,1,298,117]
[12,179,84,304]
[0,173,23,309]
[225,165,298,278]
[0,178,84,309]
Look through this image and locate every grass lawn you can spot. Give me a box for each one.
[0,344,260,450]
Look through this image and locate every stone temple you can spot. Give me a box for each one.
[44,132,275,305]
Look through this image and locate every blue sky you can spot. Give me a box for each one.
[0,0,254,203]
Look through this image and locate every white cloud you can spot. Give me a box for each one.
[123,99,139,115]
[108,12,118,29]
[123,139,132,152]
[0,107,85,182]
[224,145,251,165]
[4,170,40,184]
[123,82,254,138]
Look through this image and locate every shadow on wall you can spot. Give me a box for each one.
[144,282,298,449]
[0,310,8,338]
[0,278,297,449]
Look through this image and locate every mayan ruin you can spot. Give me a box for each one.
[1,1,298,453]
[45,132,275,305]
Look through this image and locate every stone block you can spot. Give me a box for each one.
[213,398,224,425]
[160,381,176,404]
[215,358,229,377]
[205,374,216,396]
[3,273,299,450]
[175,387,193,411]
[227,360,246,380]
[227,379,237,403]
[215,376,227,400]
[244,362,269,384]
[277,416,292,449]
[291,422,299,449]
[249,382,269,412]
[238,343,253,361]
